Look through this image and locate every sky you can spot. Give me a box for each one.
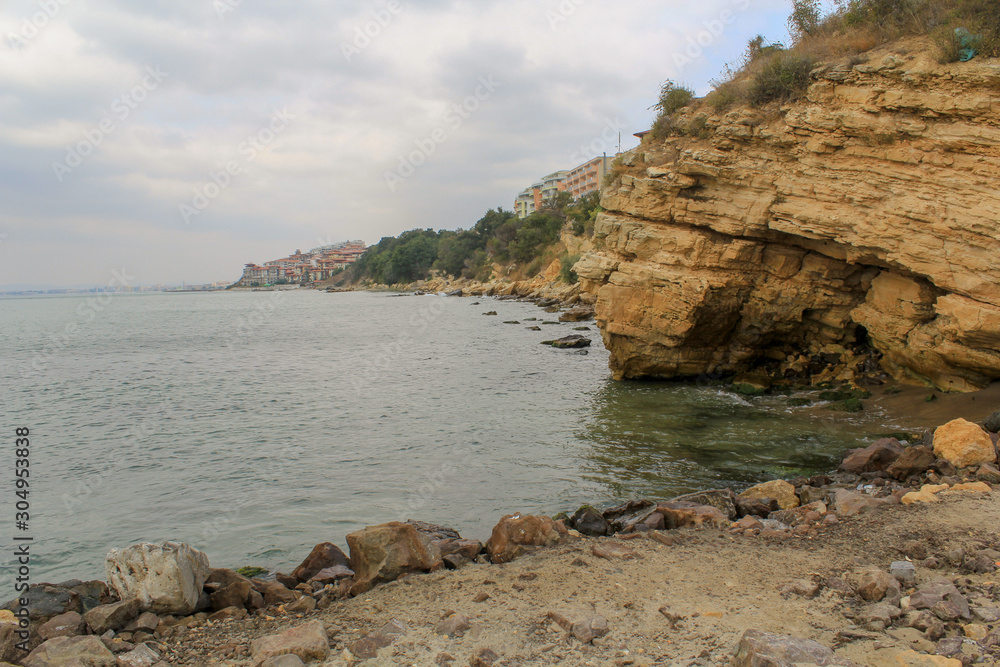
[0,0,794,288]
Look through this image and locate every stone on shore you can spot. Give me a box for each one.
[558,305,594,322]
[259,656,305,667]
[839,438,903,474]
[570,505,609,537]
[669,489,738,519]
[37,612,85,641]
[254,580,298,606]
[115,644,160,667]
[434,614,472,638]
[739,480,799,510]
[977,462,1000,484]
[83,599,140,635]
[890,649,962,666]
[210,580,252,611]
[347,620,406,660]
[902,484,950,504]
[22,636,116,667]
[933,418,997,468]
[346,522,443,595]
[887,446,937,480]
[3,585,81,623]
[731,629,856,666]
[982,408,1000,433]
[485,514,561,564]
[855,569,901,603]
[290,543,349,584]
[250,620,329,667]
[105,542,210,615]
[307,566,354,588]
[832,490,884,517]
[655,501,729,529]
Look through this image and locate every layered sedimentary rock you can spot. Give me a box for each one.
[577,40,1000,390]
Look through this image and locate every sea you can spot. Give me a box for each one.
[1,289,891,582]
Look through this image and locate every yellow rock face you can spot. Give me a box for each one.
[933,419,997,468]
[577,39,1000,391]
[738,479,799,510]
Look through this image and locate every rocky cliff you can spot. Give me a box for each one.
[577,38,1000,391]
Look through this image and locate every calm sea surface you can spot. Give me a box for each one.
[1,290,890,581]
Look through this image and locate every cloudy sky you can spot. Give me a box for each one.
[0,0,794,288]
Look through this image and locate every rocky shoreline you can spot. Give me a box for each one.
[2,411,999,666]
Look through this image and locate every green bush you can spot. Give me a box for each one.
[559,253,580,284]
[748,52,816,106]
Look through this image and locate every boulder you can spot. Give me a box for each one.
[570,505,609,536]
[887,446,937,480]
[346,522,443,594]
[855,569,900,603]
[210,581,252,611]
[731,629,856,666]
[889,649,961,666]
[839,438,904,474]
[982,408,1000,433]
[105,542,210,615]
[22,636,115,667]
[546,611,609,644]
[3,585,81,623]
[250,620,329,667]
[832,490,884,516]
[933,419,997,468]
[37,612,85,642]
[290,543,349,583]
[739,480,799,510]
[209,606,248,622]
[82,599,140,635]
[655,501,729,529]
[977,462,1000,484]
[435,539,483,561]
[0,623,23,665]
[254,581,298,606]
[668,488,738,520]
[909,580,970,620]
[736,496,778,517]
[901,484,950,504]
[540,335,591,349]
[558,306,594,322]
[485,514,561,564]
[601,499,656,533]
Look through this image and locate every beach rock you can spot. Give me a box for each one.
[570,505,609,536]
[982,408,1000,433]
[485,514,560,564]
[541,335,591,349]
[22,636,116,667]
[739,480,799,510]
[856,569,900,603]
[122,612,158,634]
[861,602,901,631]
[250,620,329,667]
[839,438,903,474]
[977,462,1000,484]
[3,585,81,623]
[901,484,950,504]
[832,490,884,516]
[781,580,820,599]
[887,446,937,480]
[909,580,970,620]
[115,644,160,667]
[890,561,916,584]
[290,543,349,583]
[890,649,961,666]
[933,419,997,468]
[37,612,85,641]
[559,306,594,322]
[205,568,253,590]
[286,595,317,614]
[435,539,483,561]
[731,629,856,666]
[434,614,471,638]
[307,566,354,588]
[669,488,738,519]
[346,522,443,594]
[210,581,252,611]
[655,501,729,529]
[255,581,298,606]
[736,496,778,518]
[735,516,763,531]
[601,499,656,532]
[83,599,140,635]
[346,620,406,660]
[209,606,247,622]
[547,611,609,644]
[105,542,210,615]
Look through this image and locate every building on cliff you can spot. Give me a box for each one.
[239,240,367,286]
[514,156,613,218]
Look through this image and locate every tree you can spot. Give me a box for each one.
[789,0,822,40]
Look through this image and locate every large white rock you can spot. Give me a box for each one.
[105,542,209,615]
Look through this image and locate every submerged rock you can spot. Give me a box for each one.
[540,334,591,349]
